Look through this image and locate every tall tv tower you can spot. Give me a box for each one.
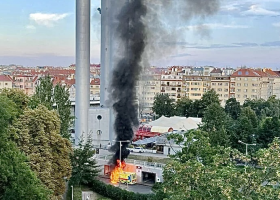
[75,0,90,145]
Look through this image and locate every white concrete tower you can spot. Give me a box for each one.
[75,0,91,145]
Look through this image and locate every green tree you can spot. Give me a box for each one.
[188,99,202,117]
[0,96,50,199]
[175,97,192,117]
[225,97,241,120]
[34,75,54,110]
[189,89,220,117]
[159,131,280,200]
[70,136,100,186]
[257,117,280,148]
[33,75,72,139]
[0,88,29,116]
[152,93,175,117]
[53,84,72,139]
[231,107,259,153]
[11,105,72,198]
[201,103,230,147]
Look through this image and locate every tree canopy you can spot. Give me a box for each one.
[32,75,72,139]
[159,130,280,200]
[70,136,100,186]
[152,93,175,117]
[0,95,50,200]
[11,105,72,198]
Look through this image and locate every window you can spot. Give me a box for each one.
[244,83,248,87]
[218,88,222,92]
[218,83,223,86]
[191,93,201,96]
[237,83,241,86]
[230,94,235,98]
[237,94,240,98]
[5,83,8,85]
[238,71,242,75]
[224,89,228,92]
[244,89,248,93]
[237,89,241,92]
[237,77,241,81]
[244,78,248,81]
[252,89,257,93]
[224,94,228,97]
[245,71,249,75]
[251,95,257,99]
[244,95,247,98]
[225,83,229,86]
[212,83,216,86]
[151,87,155,89]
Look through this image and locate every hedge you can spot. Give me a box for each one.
[89,180,156,200]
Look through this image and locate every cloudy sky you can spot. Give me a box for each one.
[0,0,280,68]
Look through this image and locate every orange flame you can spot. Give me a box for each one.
[110,159,126,184]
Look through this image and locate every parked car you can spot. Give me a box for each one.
[128,147,144,153]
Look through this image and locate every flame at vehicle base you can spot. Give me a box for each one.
[110,159,126,184]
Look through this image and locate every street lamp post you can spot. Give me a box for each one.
[238,140,256,173]
[71,185,73,200]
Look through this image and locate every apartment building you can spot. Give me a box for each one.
[183,75,210,100]
[0,75,13,89]
[12,75,38,95]
[210,76,230,106]
[90,78,100,96]
[161,74,183,101]
[138,74,161,112]
[229,68,275,104]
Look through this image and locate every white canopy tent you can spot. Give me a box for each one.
[148,116,201,131]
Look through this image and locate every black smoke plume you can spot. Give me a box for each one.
[109,0,221,165]
[109,0,147,165]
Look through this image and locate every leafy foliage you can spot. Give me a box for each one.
[257,117,280,148]
[53,84,72,139]
[225,97,241,120]
[34,75,54,110]
[152,93,175,117]
[70,136,100,186]
[32,75,73,139]
[201,103,230,147]
[174,97,192,117]
[160,131,280,199]
[90,179,155,200]
[0,96,50,199]
[0,88,29,116]
[11,105,72,198]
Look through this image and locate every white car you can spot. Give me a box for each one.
[129,147,144,153]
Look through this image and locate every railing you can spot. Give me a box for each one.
[96,155,166,169]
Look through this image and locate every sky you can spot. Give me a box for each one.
[0,0,280,69]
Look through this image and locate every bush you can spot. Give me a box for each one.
[89,180,156,200]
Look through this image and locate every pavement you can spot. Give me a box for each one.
[98,176,154,194]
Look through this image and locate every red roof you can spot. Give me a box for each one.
[0,75,12,82]
[231,68,261,77]
[90,78,100,85]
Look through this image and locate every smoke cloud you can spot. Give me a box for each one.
[109,0,220,165]
[109,0,147,165]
